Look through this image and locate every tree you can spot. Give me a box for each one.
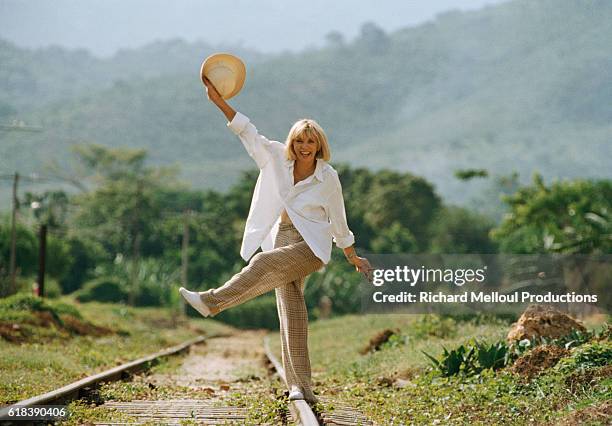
[325,31,345,48]
[467,172,521,223]
[70,144,181,304]
[429,206,498,254]
[454,169,489,180]
[363,170,442,251]
[71,144,179,255]
[332,165,442,252]
[491,173,612,254]
[22,190,70,230]
[358,22,390,53]
[370,222,418,253]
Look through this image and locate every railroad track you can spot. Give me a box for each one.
[1,332,375,425]
[0,335,207,423]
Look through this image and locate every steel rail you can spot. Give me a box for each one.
[263,334,320,426]
[0,335,207,421]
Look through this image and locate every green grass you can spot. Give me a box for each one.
[267,313,611,425]
[300,314,508,376]
[3,293,609,424]
[0,293,235,404]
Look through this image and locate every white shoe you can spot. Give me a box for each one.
[179,287,211,317]
[288,385,304,400]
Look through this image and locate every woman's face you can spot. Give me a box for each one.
[293,136,318,165]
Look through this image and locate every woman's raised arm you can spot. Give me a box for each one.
[203,76,279,170]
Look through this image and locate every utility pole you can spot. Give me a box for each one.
[128,179,143,306]
[180,210,191,316]
[37,224,47,297]
[1,120,43,297]
[9,172,19,295]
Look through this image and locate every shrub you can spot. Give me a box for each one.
[555,341,612,373]
[423,339,509,377]
[40,277,62,299]
[0,293,46,311]
[87,257,180,307]
[412,315,457,339]
[423,343,477,376]
[74,277,128,303]
[0,292,82,322]
[507,325,610,358]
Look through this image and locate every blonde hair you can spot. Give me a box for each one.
[285,118,331,161]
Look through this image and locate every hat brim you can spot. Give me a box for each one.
[201,53,246,100]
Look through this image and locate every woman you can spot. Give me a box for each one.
[180,76,373,404]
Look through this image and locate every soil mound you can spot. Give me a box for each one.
[509,345,570,378]
[360,328,400,354]
[507,304,586,343]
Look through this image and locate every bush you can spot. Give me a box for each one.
[0,219,87,291]
[74,277,128,303]
[555,341,612,372]
[412,315,458,339]
[86,256,180,307]
[1,274,63,299]
[40,277,62,299]
[60,237,107,294]
[0,292,82,321]
[428,205,498,254]
[422,339,509,377]
[0,293,46,311]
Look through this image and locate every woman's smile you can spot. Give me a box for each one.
[294,138,317,161]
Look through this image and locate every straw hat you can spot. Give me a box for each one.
[200,53,246,99]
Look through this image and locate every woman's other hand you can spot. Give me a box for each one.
[350,256,374,282]
[203,76,223,105]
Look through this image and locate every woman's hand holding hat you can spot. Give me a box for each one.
[203,75,237,122]
[203,76,223,105]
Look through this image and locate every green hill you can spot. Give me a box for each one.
[0,38,265,114]
[1,0,611,213]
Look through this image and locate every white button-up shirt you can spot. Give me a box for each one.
[227,111,355,265]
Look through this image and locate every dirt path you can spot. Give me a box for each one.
[149,329,269,388]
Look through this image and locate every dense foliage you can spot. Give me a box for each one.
[1,140,609,328]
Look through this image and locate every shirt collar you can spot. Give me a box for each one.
[285,157,326,182]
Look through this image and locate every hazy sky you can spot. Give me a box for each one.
[0,0,506,57]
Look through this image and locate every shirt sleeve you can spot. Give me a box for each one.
[327,175,355,249]
[227,112,274,169]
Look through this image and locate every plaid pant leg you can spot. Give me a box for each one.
[276,276,315,397]
[199,226,324,318]
[273,225,318,397]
